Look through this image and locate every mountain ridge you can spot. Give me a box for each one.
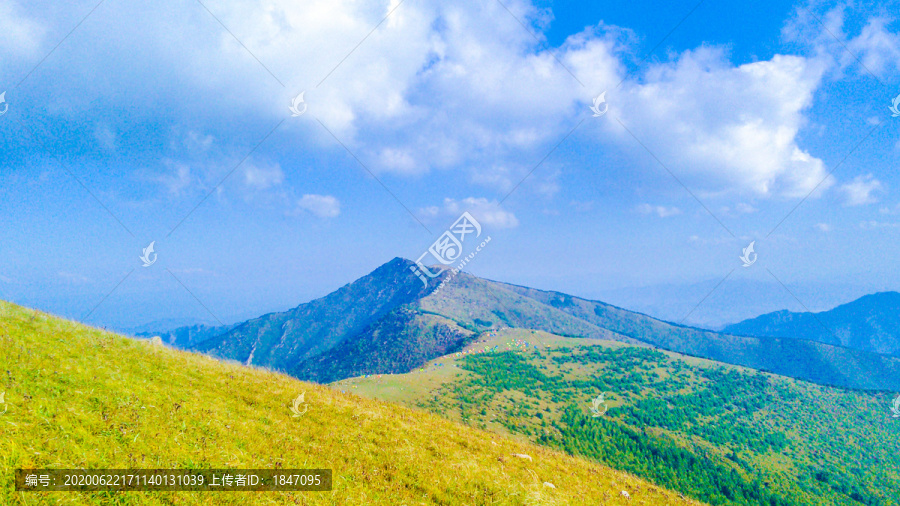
[187,257,900,391]
[724,291,900,356]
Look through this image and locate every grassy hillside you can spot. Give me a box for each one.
[0,301,702,505]
[419,275,629,343]
[348,329,900,506]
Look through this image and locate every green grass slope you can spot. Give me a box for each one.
[0,301,703,505]
[348,329,900,506]
[419,274,629,343]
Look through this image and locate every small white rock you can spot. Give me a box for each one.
[543,482,555,489]
[510,453,532,461]
[621,490,630,498]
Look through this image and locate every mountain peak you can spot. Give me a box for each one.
[386,256,415,267]
[191,259,900,391]
[194,256,440,370]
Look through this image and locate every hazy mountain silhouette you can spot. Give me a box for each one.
[133,323,235,349]
[724,291,900,356]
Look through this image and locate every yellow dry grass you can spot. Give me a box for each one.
[0,301,703,505]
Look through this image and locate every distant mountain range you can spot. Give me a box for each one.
[122,316,215,335]
[595,279,873,330]
[134,323,235,349]
[164,257,900,391]
[723,291,900,356]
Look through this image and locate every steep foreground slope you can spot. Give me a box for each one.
[0,301,701,505]
[348,329,900,506]
[724,291,900,356]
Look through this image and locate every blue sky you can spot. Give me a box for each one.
[1,0,898,330]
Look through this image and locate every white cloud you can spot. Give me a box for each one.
[469,165,518,193]
[422,197,519,228]
[0,0,45,57]
[168,267,216,276]
[569,200,595,212]
[532,168,561,198]
[376,148,419,175]
[847,17,900,75]
[94,124,117,150]
[815,222,832,232]
[39,0,623,189]
[243,162,284,189]
[859,220,900,230]
[183,131,215,153]
[637,203,681,218]
[841,174,883,206]
[785,4,900,77]
[295,12,822,200]
[155,133,287,200]
[13,0,881,202]
[158,160,195,196]
[719,202,758,216]
[151,131,219,197]
[612,48,828,198]
[58,271,92,284]
[295,194,340,218]
[417,205,441,219]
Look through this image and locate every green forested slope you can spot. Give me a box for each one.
[351,329,900,506]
